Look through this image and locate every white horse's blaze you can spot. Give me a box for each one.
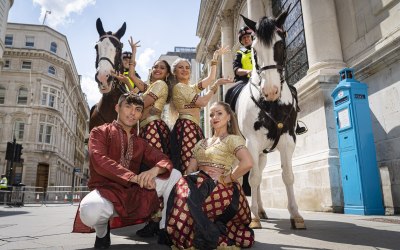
[236,9,306,229]
[96,38,117,93]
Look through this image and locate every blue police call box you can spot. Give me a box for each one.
[331,68,384,215]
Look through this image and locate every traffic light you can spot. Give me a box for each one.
[14,144,23,162]
[5,142,14,160]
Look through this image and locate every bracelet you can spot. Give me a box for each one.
[129,61,136,66]
[210,59,218,66]
[218,175,227,186]
[210,84,218,94]
[230,172,235,183]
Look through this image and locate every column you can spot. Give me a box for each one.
[247,0,266,21]
[301,0,345,73]
[219,10,235,97]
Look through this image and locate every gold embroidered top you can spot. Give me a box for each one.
[192,135,246,174]
[140,80,168,127]
[172,82,204,125]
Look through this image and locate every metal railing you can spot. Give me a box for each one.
[0,185,90,206]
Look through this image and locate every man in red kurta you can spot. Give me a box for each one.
[73,93,180,249]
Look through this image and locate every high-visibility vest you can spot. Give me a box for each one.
[0,177,7,189]
[237,48,253,74]
[123,70,135,91]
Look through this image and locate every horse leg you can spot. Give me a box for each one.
[248,151,263,229]
[279,140,306,229]
[257,153,268,220]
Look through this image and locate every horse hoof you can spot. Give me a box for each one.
[290,217,306,229]
[249,218,262,229]
[259,211,268,220]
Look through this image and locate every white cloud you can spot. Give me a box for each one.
[33,0,96,28]
[136,48,155,80]
[80,75,102,108]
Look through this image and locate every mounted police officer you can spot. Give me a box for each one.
[226,26,307,135]
[120,51,141,93]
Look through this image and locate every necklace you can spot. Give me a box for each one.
[207,133,229,147]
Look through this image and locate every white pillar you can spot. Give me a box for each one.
[247,0,266,21]
[220,10,235,97]
[301,0,345,73]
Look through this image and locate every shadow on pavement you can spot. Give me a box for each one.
[264,217,400,249]
[0,210,29,217]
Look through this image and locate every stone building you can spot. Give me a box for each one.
[0,0,13,71]
[0,23,90,190]
[196,0,400,213]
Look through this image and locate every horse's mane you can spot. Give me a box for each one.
[256,17,277,47]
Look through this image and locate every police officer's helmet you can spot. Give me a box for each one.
[121,51,132,60]
[238,26,253,44]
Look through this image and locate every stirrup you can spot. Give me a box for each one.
[296,120,308,135]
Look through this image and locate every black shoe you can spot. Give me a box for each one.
[136,221,160,238]
[157,229,172,246]
[295,121,308,135]
[94,223,111,249]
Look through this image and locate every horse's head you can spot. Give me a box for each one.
[241,6,290,101]
[95,18,126,93]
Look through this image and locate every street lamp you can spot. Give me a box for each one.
[42,10,51,25]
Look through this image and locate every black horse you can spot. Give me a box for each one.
[89,18,126,131]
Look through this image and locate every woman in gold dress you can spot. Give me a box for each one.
[166,101,255,249]
[170,47,231,174]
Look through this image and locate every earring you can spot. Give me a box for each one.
[228,120,231,128]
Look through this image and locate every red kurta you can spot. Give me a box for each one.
[73,121,173,233]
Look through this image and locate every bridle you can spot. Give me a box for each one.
[95,34,123,69]
[248,27,295,153]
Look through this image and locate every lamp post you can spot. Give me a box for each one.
[42,10,51,25]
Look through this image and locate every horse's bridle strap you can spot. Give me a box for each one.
[256,65,283,75]
[99,34,120,42]
[98,56,115,68]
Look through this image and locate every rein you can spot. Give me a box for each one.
[249,79,294,154]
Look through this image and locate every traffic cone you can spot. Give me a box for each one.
[55,195,58,201]
[36,194,40,200]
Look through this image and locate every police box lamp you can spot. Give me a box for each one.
[331,68,384,215]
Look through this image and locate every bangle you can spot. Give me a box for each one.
[230,172,235,183]
[218,175,226,186]
[129,61,136,66]
[210,59,218,66]
[210,84,218,94]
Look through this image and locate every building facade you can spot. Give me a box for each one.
[196,0,400,213]
[0,23,90,190]
[0,0,13,71]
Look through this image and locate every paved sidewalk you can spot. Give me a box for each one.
[0,204,399,249]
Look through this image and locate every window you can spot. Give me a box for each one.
[39,124,53,144]
[14,120,25,140]
[3,60,10,69]
[5,34,13,46]
[50,42,57,53]
[41,86,58,108]
[48,66,56,75]
[273,0,309,86]
[0,86,5,104]
[21,61,32,70]
[25,36,35,47]
[17,87,28,105]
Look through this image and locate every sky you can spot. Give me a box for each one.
[7,0,201,108]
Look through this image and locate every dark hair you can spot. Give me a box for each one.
[118,92,144,107]
[149,60,174,103]
[210,101,241,136]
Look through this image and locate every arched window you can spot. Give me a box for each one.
[17,87,28,105]
[0,86,5,104]
[48,66,56,75]
[50,42,57,53]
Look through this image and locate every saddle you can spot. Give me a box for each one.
[225,81,247,112]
